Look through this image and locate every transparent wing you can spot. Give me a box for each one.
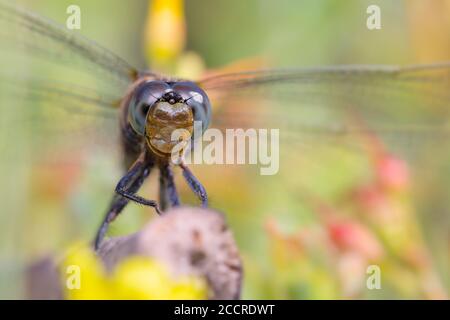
[0,0,140,85]
[0,75,120,157]
[199,63,450,158]
[0,2,154,159]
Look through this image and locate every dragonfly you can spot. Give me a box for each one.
[0,2,449,250]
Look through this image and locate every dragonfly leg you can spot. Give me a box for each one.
[94,153,157,250]
[94,195,129,250]
[159,163,180,211]
[180,162,208,207]
[114,156,161,213]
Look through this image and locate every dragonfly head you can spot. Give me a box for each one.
[128,80,211,158]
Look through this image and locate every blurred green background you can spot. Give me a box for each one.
[0,0,449,299]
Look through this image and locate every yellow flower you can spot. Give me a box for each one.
[145,0,186,68]
[113,257,207,300]
[62,244,111,300]
[61,244,208,300]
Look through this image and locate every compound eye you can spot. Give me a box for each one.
[129,102,150,135]
[128,81,169,135]
[129,98,152,136]
[172,82,212,132]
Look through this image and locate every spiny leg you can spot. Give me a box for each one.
[159,162,180,211]
[115,156,160,210]
[180,161,208,207]
[94,153,157,250]
[94,195,129,251]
